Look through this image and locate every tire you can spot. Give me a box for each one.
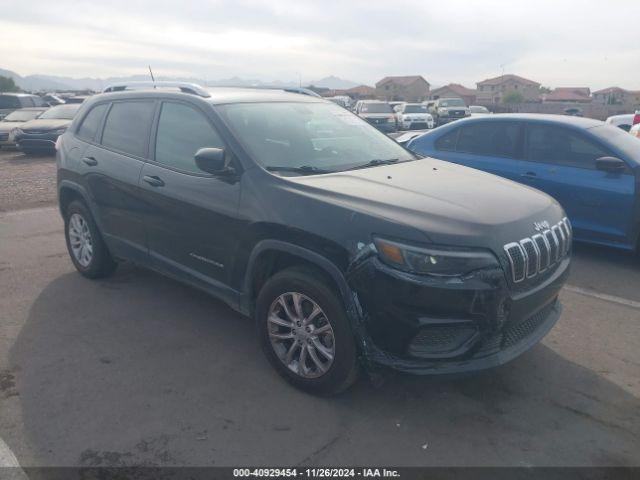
[256,267,359,395]
[64,200,117,279]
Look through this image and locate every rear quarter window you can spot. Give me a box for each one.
[76,104,109,142]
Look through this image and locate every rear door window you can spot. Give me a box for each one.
[456,122,520,157]
[435,128,459,151]
[101,101,156,157]
[77,104,109,142]
[154,102,224,173]
[526,124,611,169]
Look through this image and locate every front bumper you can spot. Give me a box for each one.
[348,255,569,374]
[401,120,434,130]
[364,119,397,133]
[15,132,59,152]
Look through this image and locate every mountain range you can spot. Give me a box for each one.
[0,68,360,92]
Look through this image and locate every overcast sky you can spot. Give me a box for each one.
[1,0,639,89]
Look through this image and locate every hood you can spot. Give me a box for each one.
[360,113,394,119]
[20,119,71,131]
[0,121,25,133]
[284,158,564,249]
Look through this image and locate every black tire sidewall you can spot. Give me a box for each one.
[256,268,359,395]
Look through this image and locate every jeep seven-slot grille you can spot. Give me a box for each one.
[504,218,571,283]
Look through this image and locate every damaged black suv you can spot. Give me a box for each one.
[57,82,571,394]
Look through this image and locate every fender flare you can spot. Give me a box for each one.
[57,180,105,232]
[241,239,356,313]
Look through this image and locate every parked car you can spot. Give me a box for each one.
[469,105,492,116]
[605,113,635,132]
[0,93,47,120]
[563,107,583,117]
[14,103,81,154]
[407,114,640,252]
[63,95,90,104]
[428,98,470,126]
[394,103,434,130]
[0,107,48,147]
[326,96,351,109]
[41,94,65,106]
[353,100,397,133]
[629,123,640,139]
[57,82,570,394]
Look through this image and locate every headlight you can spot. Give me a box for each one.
[374,237,498,276]
[426,114,433,120]
[12,128,23,136]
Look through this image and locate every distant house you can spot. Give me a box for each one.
[592,87,640,107]
[476,74,541,104]
[375,76,430,102]
[542,87,591,103]
[429,83,477,106]
[344,85,376,100]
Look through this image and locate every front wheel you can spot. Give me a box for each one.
[256,267,359,395]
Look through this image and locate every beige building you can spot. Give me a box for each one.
[592,87,640,107]
[429,83,477,106]
[375,76,430,102]
[476,74,541,105]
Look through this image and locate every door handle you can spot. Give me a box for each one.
[82,156,98,166]
[143,175,165,187]
[521,171,537,178]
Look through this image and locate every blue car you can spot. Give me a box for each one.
[407,114,640,252]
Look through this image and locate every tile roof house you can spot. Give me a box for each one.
[542,87,591,103]
[429,83,477,106]
[344,85,376,99]
[476,74,541,104]
[592,87,640,106]
[375,75,430,102]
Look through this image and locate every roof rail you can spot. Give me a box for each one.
[102,81,210,98]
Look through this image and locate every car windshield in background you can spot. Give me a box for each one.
[589,124,640,163]
[360,103,392,113]
[404,105,428,113]
[2,110,43,122]
[440,99,465,107]
[218,102,415,175]
[0,95,21,109]
[38,104,80,120]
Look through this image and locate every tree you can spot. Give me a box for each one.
[0,75,20,92]
[503,91,525,104]
[539,86,552,94]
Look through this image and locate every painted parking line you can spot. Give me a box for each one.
[0,437,27,480]
[564,284,640,310]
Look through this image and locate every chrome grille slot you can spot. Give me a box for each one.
[504,217,571,283]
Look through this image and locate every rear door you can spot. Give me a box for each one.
[139,100,242,290]
[523,122,636,245]
[428,121,525,182]
[81,100,156,261]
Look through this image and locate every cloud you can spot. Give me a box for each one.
[1,0,638,89]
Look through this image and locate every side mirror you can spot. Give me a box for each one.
[194,148,234,175]
[595,156,626,174]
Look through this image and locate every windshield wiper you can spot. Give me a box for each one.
[266,165,333,175]
[341,158,400,171]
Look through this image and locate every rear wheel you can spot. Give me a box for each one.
[64,200,117,278]
[256,267,359,395]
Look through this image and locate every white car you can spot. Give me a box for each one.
[629,123,640,139]
[394,103,434,130]
[605,114,635,132]
[469,105,492,116]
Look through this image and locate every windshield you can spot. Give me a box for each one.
[360,103,392,113]
[439,99,466,107]
[590,124,640,165]
[218,102,415,175]
[38,104,80,120]
[2,110,43,122]
[404,104,428,113]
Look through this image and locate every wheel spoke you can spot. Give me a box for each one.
[313,324,332,336]
[298,344,309,376]
[270,331,294,341]
[268,314,293,328]
[307,344,327,373]
[311,338,334,361]
[284,342,298,364]
[303,304,322,325]
[291,293,304,319]
[277,296,296,321]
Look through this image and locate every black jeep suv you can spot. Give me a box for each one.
[57,82,571,394]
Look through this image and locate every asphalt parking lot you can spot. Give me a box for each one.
[0,148,638,468]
